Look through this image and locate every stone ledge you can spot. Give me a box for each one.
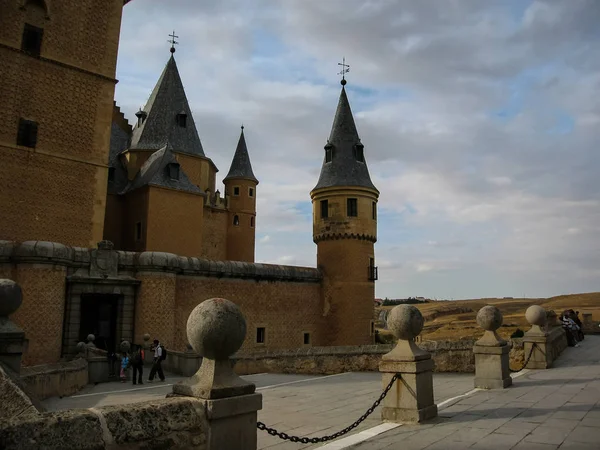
[0,241,322,283]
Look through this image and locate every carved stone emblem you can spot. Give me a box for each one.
[90,240,118,278]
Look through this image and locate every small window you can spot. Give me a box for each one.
[233,215,239,226]
[354,144,365,162]
[21,24,43,57]
[168,163,180,180]
[17,118,38,148]
[320,200,328,219]
[325,143,333,163]
[135,222,142,241]
[108,167,115,182]
[256,327,265,344]
[233,186,240,196]
[347,198,358,217]
[370,321,375,336]
[303,332,311,345]
[250,216,255,228]
[372,201,377,220]
[176,113,187,128]
[248,187,254,197]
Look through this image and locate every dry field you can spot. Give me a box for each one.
[375,292,600,342]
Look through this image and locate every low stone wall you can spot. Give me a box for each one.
[162,349,202,377]
[20,358,88,400]
[0,398,207,450]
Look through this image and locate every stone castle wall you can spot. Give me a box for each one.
[201,207,228,260]
[0,240,327,366]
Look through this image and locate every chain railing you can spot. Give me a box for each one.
[509,342,537,373]
[257,373,400,444]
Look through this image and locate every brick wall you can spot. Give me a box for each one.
[10,265,67,366]
[201,208,228,260]
[145,186,204,257]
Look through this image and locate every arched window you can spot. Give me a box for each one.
[250,216,255,228]
[233,215,239,226]
[21,0,48,57]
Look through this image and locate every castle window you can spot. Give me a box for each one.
[17,118,38,148]
[233,215,239,226]
[256,327,266,344]
[354,144,365,162]
[21,24,44,57]
[176,113,187,128]
[108,167,115,182]
[135,222,142,241]
[320,200,328,219]
[250,216,255,228]
[167,163,180,180]
[248,187,254,197]
[325,143,333,163]
[372,202,377,220]
[347,198,358,217]
[303,332,311,345]
[233,186,240,196]
[368,257,378,282]
[370,321,375,336]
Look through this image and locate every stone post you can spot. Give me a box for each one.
[86,334,96,348]
[172,298,262,450]
[379,304,437,422]
[0,279,27,375]
[473,306,512,389]
[523,305,551,369]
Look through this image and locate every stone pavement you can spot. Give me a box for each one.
[352,335,600,450]
[42,370,473,449]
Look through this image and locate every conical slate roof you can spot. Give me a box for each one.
[223,127,258,184]
[313,85,377,192]
[129,55,205,157]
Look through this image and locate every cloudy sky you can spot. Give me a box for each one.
[115,0,600,300]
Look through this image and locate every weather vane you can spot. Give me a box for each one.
[337,57,350,85]
[168,30,179,54]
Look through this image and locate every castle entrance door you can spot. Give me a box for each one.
[79,294,121,352]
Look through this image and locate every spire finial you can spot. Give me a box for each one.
[241,124,244,131]
[168,30,179,54]
[337,57,350,86]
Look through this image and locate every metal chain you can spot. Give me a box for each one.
[509,342,537,373]
[257,373,400,444]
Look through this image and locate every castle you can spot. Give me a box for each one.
[0,0,379,366]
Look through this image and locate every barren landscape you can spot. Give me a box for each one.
[375,292,600,342]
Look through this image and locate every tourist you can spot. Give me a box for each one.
[561,312,580,348]
[572,310,585,341]
[119,351,130,383]
[131,344,145,385]
[148,339,165,382]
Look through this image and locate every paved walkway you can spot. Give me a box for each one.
[351,335,600,450]
[42,370,473,450]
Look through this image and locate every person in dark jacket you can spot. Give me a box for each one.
[131,344,145,385]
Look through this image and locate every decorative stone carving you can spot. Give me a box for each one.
[89,240,119,278]
[379,304,437,422]
[474,305,511,389]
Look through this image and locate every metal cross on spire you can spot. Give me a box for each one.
[168,30,179,54]
[337,57,350,85]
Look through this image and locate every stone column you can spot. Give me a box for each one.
[473,306,512,389]
[172,298,262,450]
[379,305,437,423]
[0,279,27,375]
[523,305,551,369]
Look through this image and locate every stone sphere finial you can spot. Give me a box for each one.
[143,333,150,342]
[76,341,86,354]
[526,305,547,327]
[476,305,503,331]
[86,334,96,347]
[0,279,23,318]
[120,340,131,352]
[186,298,246,360]
[387,304,424,340]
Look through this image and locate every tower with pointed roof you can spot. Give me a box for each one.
[310,76,379,346]
[223,126,258,262]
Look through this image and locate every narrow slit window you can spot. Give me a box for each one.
[135,222,142,241]
[303,332,311,345]
[325,144,333,163]
[320,200,328,219]
[233,215,239,226]
[21,24,43,57]
[347,198,358,217]
[17,119,38,148]
[250,216,255,228]
[256,327,265,344]
[248,187,254,197]
[372,201,377,220]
